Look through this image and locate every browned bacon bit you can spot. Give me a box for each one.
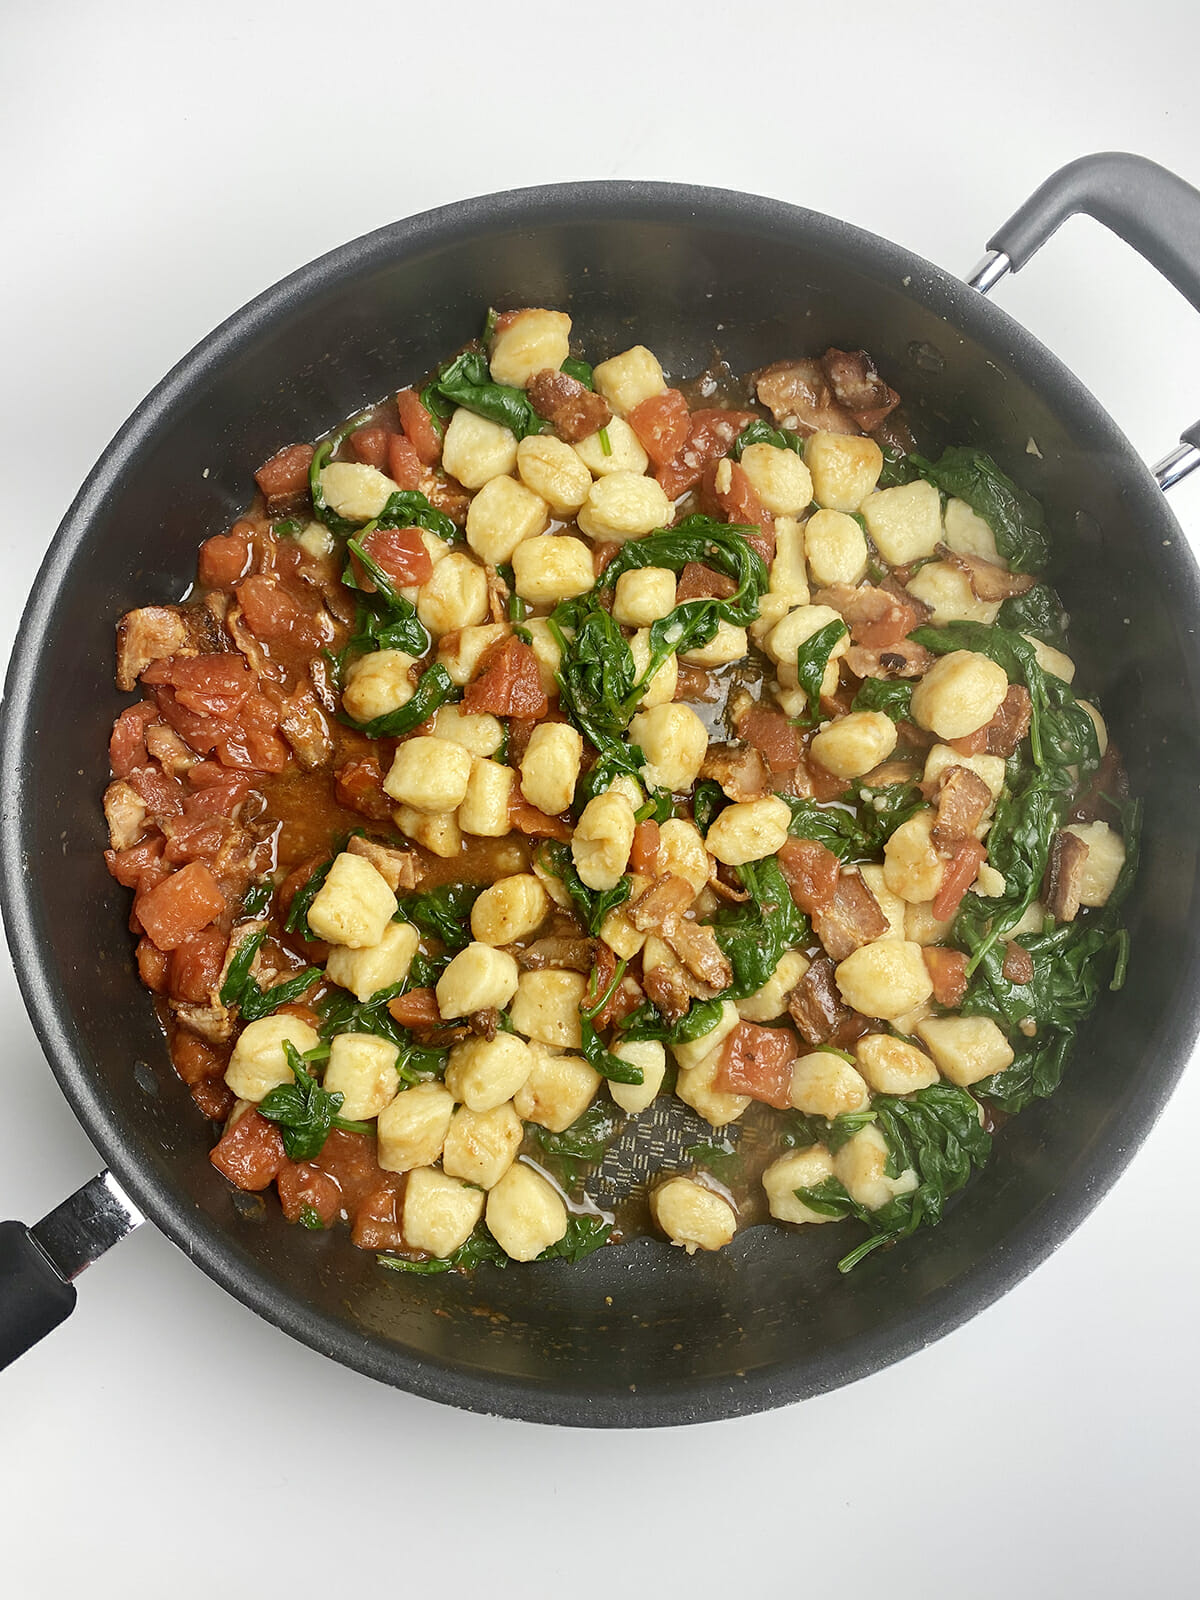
[346,835,422,893]
[787,955,851,1045]
[812,583,927,650]
[844,640,935,681]
[254,442,315,512]
[812,873,890,963]
[1069,743,1128,825]
[930,765,993,852]
[468,1008,500,1042]
[1003,941,1035,985]
[700,743,771,802]
[518,937,596,974]
[1043,830,1090,923]
[939,545,1036,602]
[642,952,695,1023]
[754,359,858,435]
[986,684,1033,758]
[116,607,190,692]
[276,690,333,770]
[676,561,738,602]
[923,946,969,1008]
[673,663,720,703]
[334,757,394,823]
[706,863,750,903]
[778,836,840,917]
[527,368,612,443]
[820,348,901,433]
[627,875,696,934]
[661,918,733,995]
[387,988,442,1029]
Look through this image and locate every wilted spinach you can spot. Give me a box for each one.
[793,618,849,726]
[535,840,632,936]
[537,1213,612,1263]
[343,661,459,740]
[731,418,805,458]
[395,881,485,952]
[378,1225,509,1275]
[258,1042,372,1161]
[850,677,913,721]
[911,446,1050,573]
[782,784,923,862]
[426,348,545,439]
[218,930,322,1022]
[708,856,809,997]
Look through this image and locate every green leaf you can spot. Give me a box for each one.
[395,881,485,952]
[793,618,848,727]
[615,997,725,1045]
[537,1213,612,1263]
[850,677,913,722]
[911,446,1050,573]
[218,929,320,1022]
[343,662,459,739]
[691,779,727,836]
[559,357,595,389]
[731,418,805,458]
[284,857,335,940]
[782,784,923,862]
[298,1205,326,1231]
[876,447,918,489]
[428,348,544,439]
[598,425,612,456]
[708,856,809,998]
[259,1042,369,1162]
[997,583,1067,644]
[794,1175,866,1221]
[376,488,456,542]
[685,1137,739,1182]
[239,881,274,918]
[378,1224,510,1274]
[536,841,632,937]
[534,1102,623,1164]
[308,414,373,534]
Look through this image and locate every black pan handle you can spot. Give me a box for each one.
[0,1172,143,1371]
[973,152,1200,486]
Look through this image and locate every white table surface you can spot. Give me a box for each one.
[2,3,1198,1595]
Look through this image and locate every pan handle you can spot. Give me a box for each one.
[0,1172,144,1371]
[967,152,1200,490]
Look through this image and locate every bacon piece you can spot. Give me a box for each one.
[518,938,596,973]
[787,956,851,1046]
[167,926,227,1003]
[736,704,803,773]
[699,743,771,802]
[106,835,165,889]
[844,640,935,681]
[985,685,1033,758]
[357,524,434,587]
[115,607,189,693]
[778,837,840,916]
[277,1161,341,1227]
[396,389,442,466]
[754,359,857,435]
[713,1020,799,1110]
[170,1031,225,1088]
[346,835,423,893]
[1003,941,1035,985]
[1043,830,1090,923]
[940,546,1035,602]
[335,757,394,823]
[126,762,186,818]
[820,348,901,432]
[463,635,548,719]
[199,531,251,589]
[932,840,987,921]
[655,409,757,500]
[924,946,969,1007]
[642,950,697,1023]
[210,1110,286,1191]
[628,389,690,466]
[676,561,738,602]
[109,702,158,777]
[508,794,572,842]
[136,862,226,951]
[931,765,993,852]
[630,820,660,877]
[626,875,696,933]
[387,989,442,1029]
[812,583,927,650]
[277,690,333,771]
[103,779,147,852]
[234,574,326,651]
[812,873,889,962]
[254,442,314,511]
[527,369,612,443]
[145,722,197,777]
[662,919,733,994]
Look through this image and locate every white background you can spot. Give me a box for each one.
[2,4,1198,1595]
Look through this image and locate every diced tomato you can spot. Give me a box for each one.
[275,1001,321,1031]
[183,773,254,819]
[705,458,775,545]
[387,989,442,1029]
[628,388,690,467]
[109,702,157,778]
[631,820,660,876]
[349,426,392,471]
[164,815,230,865]
[334,757,394,822]
[213,718,290,775]
[142,653,255,719]
[508,793,572,841]
[170,1031,225,1087]
[136,861,226,952]
[358,524,433,587]
[167,926,226,1002]
[277,1160,342,1227]
[136,937,169,992]
[805,756,851,801]
[676,561,737,602]
[713,1020,799,1110]
[1003,941,1035,985]
[352,1186,404,1251]
[924,946,969,1007]
[253,442,314,502]
[315,1129,385,1213]
[463,635,548,719]
[126,763,186,817]
[396,388,442,466]
[192,1078,235,1121]
[235,574,323,649]
[932,839,987,921]
[387,433,424,491]
[778,837,841,915]
[198,531,251,589]
[106,835,165,889]
[210,1110,286,1191]
[655,408,757,500]
[738,704,803,772]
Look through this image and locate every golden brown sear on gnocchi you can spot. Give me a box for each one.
[104,310,1137,1274]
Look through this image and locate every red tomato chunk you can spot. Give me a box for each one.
[254,442,314,502]
[136,861,226,951]
[628,389,690,467]
[778,837,841,916]
[357,525,433,587]
[277,1160,342,1227]
[210,1110,286,1191]
[198,532,251,589]
[463,636,548,719]
[396,389,442,467]
[714,1021,798,1110]
[932,839,986,921]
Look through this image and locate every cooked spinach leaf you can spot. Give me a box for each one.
[560,357,595,389]
[284,856,336,940]
[685,1136,740,1181]
[219,930,321,1021]
[375,488,456,542]
[535,840,632,936]
[259,1042,372,1161]
[876,447,918,489]
[616,996,725,1044]
[427,349,544,440]
[780,1106,877,1153]
[911,446,1050,573]
[308,413,371,534]
[691,778,727,836]
[793,618,849,726]
[343,662,458,740]
[997,582,1067,644]
[732,418,805,458]
[395,881,485,952]
[850,676,913,721]
[378,1224,509,1275]
[578,957,644,1085]
[782,784,923,862]
[239,881,274,919]
[537,1213,612,1263]
[709,856,809,998]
